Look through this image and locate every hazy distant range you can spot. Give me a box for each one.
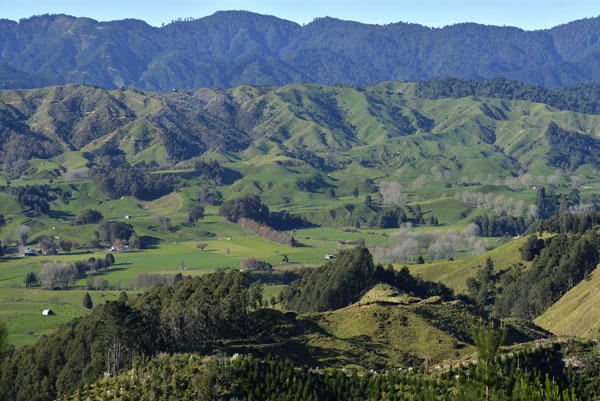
[1,11,600,90]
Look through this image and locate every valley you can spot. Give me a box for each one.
[2,77,600,399]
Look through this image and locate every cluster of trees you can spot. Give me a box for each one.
[534,187,583,220]
[533,210,600,235]
[1,184,67,214]
[219,195,310,230]
[88,166,178,200]
[239,218,296,246]
[283,148,327,170]
[279,247,453,312]
[0,129,61,177]
[195,187,223,205]
[488,232,599,319]
[193,159,227,185]
[366,204,437,229]
[503,171,561,190]
[33,254,116,290]
[240,257,273,272]
[72,209,103,225]
[456,191,527,217]
[187,204,204,223]
[38,262,78,290]
[471,214,529,237]
[372,224,488,263]
[93,142,128,168]
[415,77,600,115]
[368,206,408,228]
[95,221,136,244]
[546,122,600,172]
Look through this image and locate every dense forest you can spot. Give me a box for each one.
[3,12,600,89]
[414,77,600,114]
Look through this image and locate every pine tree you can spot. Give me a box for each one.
[472,320,506,401]
[83,292,93,309]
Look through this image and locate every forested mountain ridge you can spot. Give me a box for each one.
[2,11,600,90]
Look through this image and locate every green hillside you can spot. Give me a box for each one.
[535,265,600,338]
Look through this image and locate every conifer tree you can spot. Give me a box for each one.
[83,292,93,309]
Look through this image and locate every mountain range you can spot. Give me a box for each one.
[2,11,600,90]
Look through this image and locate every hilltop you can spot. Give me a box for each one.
[2,12,600,89]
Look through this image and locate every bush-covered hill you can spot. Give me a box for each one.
[3,12,600,89]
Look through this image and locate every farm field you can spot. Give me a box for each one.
[0,288,126,346]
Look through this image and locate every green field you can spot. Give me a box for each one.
[0,288,126,346]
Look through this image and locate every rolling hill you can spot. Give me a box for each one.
[3,80,600,184]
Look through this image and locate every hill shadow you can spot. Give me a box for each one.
[141,235,161,249]
[46,210,73,220]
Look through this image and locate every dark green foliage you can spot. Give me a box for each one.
[368,206,407,228]
[94,142,128,168]
[462,320,507,401]
[72,209,103,225]
[193,159,226,185]
[415,77,600,113]
[187,204,205,223]
[471,214,529,237]
[280,247,376,312]
[5,14,600,90]
[0,318,6,362]
[0,214,4,226]
[96,221,135,243]
[519,234,545,261]
[88,167,178,201]
[535,187,560,220]
[219,195,270,223]
[1,184,67,214]
[533,210,600,235]
[105,253,115,266]
[496,232,600,319]
[416,255,424,264]
[23,272,38,287]
[195,187,223,205]
[284,148,327,170]
[100,300,145,376]
[545,122,600,171]
[82,292,93,310]
[219,195,310,230]
[280,247,454,312]
[466,258,497,312]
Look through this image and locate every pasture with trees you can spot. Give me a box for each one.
[2,78,600,400]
